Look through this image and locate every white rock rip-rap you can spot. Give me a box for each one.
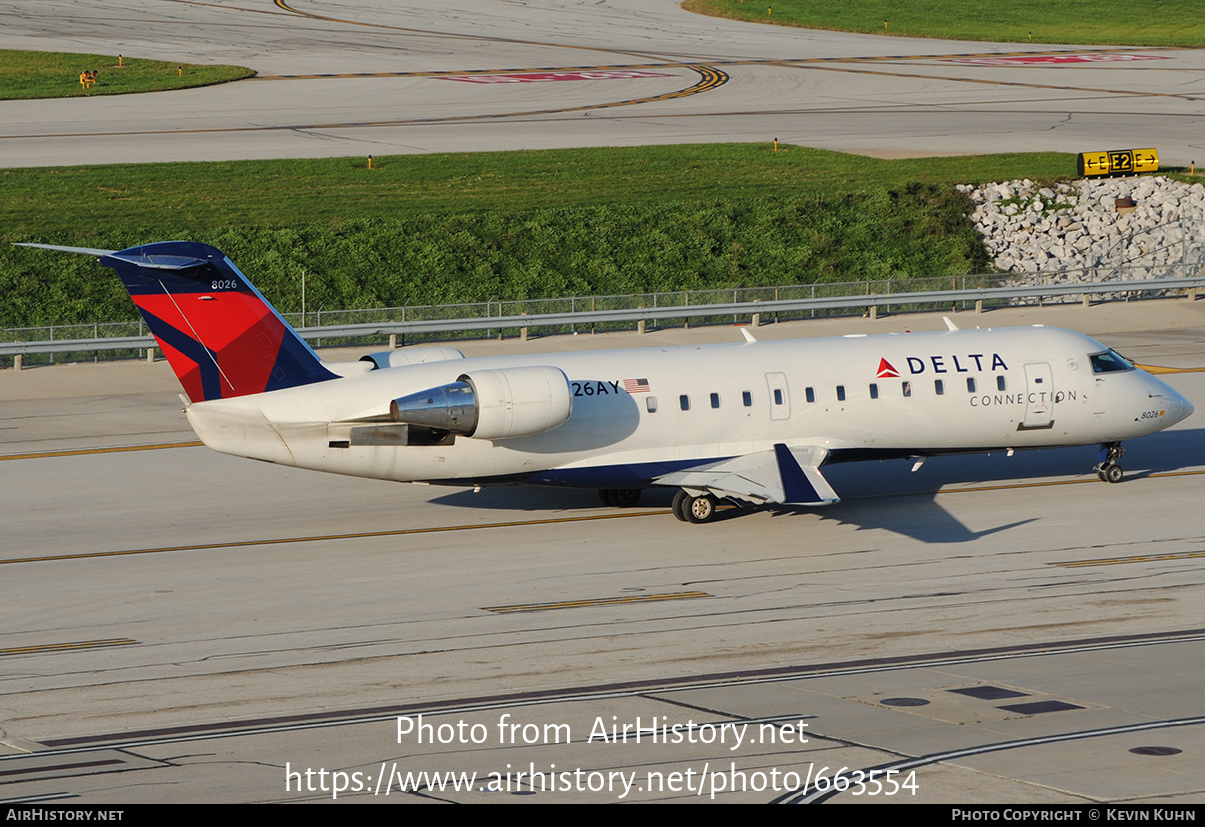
[959,177,1205,280]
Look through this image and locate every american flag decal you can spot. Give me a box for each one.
[622,378,651,393]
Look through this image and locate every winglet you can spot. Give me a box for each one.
[773,444,840,505]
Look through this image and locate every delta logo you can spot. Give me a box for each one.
[875,353,1009,377]
[876,358,899,378]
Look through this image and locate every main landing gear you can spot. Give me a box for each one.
[598,488,642,508]
[1094,442,1126,484]
[672,490,719,523]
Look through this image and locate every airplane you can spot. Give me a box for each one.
[20,240,1195,523]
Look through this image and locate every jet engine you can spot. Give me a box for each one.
[389,366,572,440]
[360,346,465,370]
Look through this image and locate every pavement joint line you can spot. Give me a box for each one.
[484,591,712,613]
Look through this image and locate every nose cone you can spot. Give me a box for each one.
[1162,385,1195,427]
[1144,370,1195,428]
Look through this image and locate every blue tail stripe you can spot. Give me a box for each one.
[137,306,225,401]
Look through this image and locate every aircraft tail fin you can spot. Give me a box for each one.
[24,241,336,403]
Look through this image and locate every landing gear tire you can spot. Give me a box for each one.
[672,490,691,522]
[612,488,642,507]
[1095,442,1126,484]
[684,493,718,524]
[600,488,643,507]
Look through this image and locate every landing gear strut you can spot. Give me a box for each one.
[672,490,719,523]
[1094,442,1126,484]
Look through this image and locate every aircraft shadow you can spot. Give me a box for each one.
[428,427,1205,544]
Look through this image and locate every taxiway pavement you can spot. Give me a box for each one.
[0,0,1202,166]
[2,0,1205,805]
[3,302,1205,803]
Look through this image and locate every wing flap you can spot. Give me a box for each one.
[656,444,839,506]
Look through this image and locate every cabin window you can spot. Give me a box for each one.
[680,395,690,411]
[836,385,846,402]
[997,375,1007,391]
[967,377,976,393]
[646,396,658,413]
[774,388,784,406]
[742,391,752,407]
[805,387,815,403]
[710,392,720,409]
[869,383,879,399]
[935,379,944,395]
[902,381,912,398]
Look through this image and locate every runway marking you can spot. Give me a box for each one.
[441,71,674,84]
[1053,549,1205,568]
[0,793,75,805]
[0,639,137,657]
[259,64,697,80]
[0,66,729,141]
[0,442,202,462]
[947,53,1170,66]
[0,758,124,780]
[792,62,1205,103]
[1136,363,1205,374]
[0,510,669,566]
[484,591,711,614]
[253,50,1183,81]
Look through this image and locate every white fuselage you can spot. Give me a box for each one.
[185,325,1193,488]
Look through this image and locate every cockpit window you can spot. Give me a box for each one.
[1089,349,1135,374]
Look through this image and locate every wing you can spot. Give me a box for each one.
[656,444,839,506]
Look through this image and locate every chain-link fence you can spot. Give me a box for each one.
[3,260,1202,368]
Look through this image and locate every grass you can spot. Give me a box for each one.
[0,144,1075,238]
[682,0,1205,47]
[0,50,254,101]
[0,144,1117,327]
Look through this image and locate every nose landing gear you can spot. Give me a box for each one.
[1094,442,1126,483]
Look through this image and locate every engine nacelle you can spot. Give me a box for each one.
[389,366,572,440]
[467,366,573,440]
[361,346,465,370]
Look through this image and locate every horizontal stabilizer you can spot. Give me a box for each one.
[656,444,839,506]
[103,250,211,272]
[17,242,210,273]
[15,243,117,257]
